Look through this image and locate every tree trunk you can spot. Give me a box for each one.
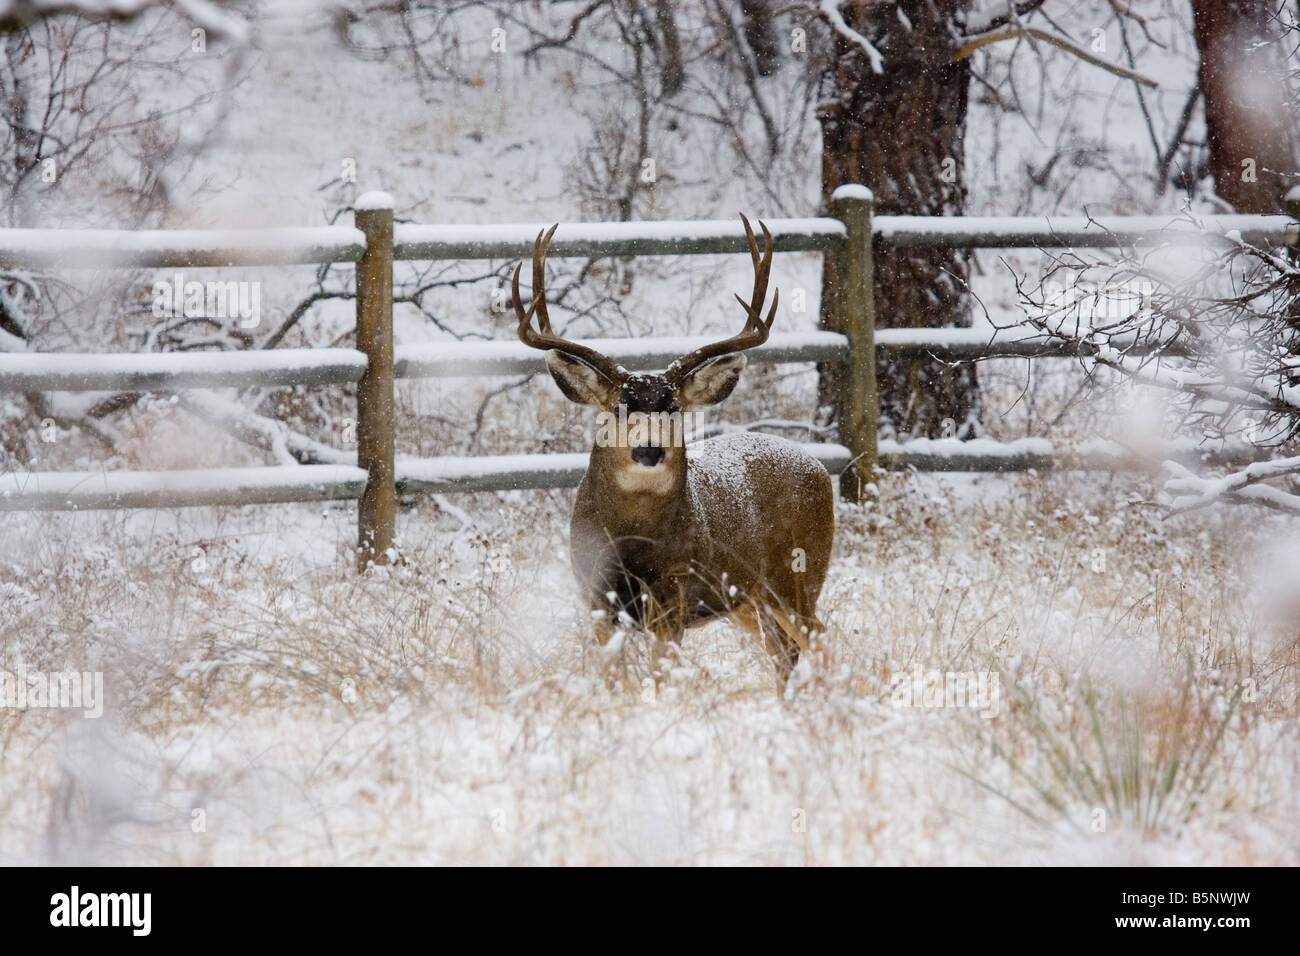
[739,0,780,77]
[1190,0,1298,213]
[817,0,978,440]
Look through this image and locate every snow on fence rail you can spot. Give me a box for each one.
[0,330,1188,392]
[3,212,1292,270]
[874,213,1298,249]
[0,226,366,269]
[1,187,1296,568]
[0,348,370,391]
[1,439,1263,512]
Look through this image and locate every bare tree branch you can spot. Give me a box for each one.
[954,25,1159,88]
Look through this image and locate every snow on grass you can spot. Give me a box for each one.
[1,470,1295,865]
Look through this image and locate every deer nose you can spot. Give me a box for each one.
[631,445,665,467]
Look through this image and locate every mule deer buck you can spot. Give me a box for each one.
[515,216,835,688]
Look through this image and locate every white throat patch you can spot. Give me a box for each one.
[613,463,677,494]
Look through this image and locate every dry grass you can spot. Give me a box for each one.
[1,464,1296,865]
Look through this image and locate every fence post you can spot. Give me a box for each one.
[830,184,878,502]
[354,191,396,571]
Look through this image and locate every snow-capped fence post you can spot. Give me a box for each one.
[354,192,397,571]
[829,185,878,503]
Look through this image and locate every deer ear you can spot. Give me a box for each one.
[678,353,746,408]
[545,351,620,407]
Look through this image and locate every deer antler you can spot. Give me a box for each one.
[514,224,627,385]
[665,213,778,386]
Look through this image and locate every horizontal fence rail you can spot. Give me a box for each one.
[0,464,369,511]
[868,328,1187,360]
[0,226,366,269]
[0,438,1265,512]
[875,213,1298,249]
[396,214,1298,259]
[393,218,846,259]
[0,349,370,391]
[393,332,849,380]
[0,334,844,392]
[0,330,1188,392]
[2,213,1293,271]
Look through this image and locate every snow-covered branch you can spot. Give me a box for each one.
[1010,219,1300,518]
[961,0,1048,37]
[0,0,247,40]
[178,391,353,467]
[1164,458,1300,516]
[1090,345,1299,417]
[818,0,883,74]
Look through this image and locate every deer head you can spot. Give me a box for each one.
[515,215,779,495]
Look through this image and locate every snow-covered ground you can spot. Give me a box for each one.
[2,470,1296,865]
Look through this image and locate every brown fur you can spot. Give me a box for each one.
[571,430,834,687]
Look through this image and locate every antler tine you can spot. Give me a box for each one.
[743,214,779,331]
[666,214,779,385]
[511,260,540,343]
[737,213,774,326]
[532,223,558,333]
[741,211,762,270]
[514,223,626,385]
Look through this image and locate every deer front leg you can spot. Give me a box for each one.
[589,605,617,646]
[734,602,807,695]
[584,587,637,691]
[648,631,683,684]
[763,612,800,690]
[645,579,689,685]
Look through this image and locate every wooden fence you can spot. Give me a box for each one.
[1,188,1296,568]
